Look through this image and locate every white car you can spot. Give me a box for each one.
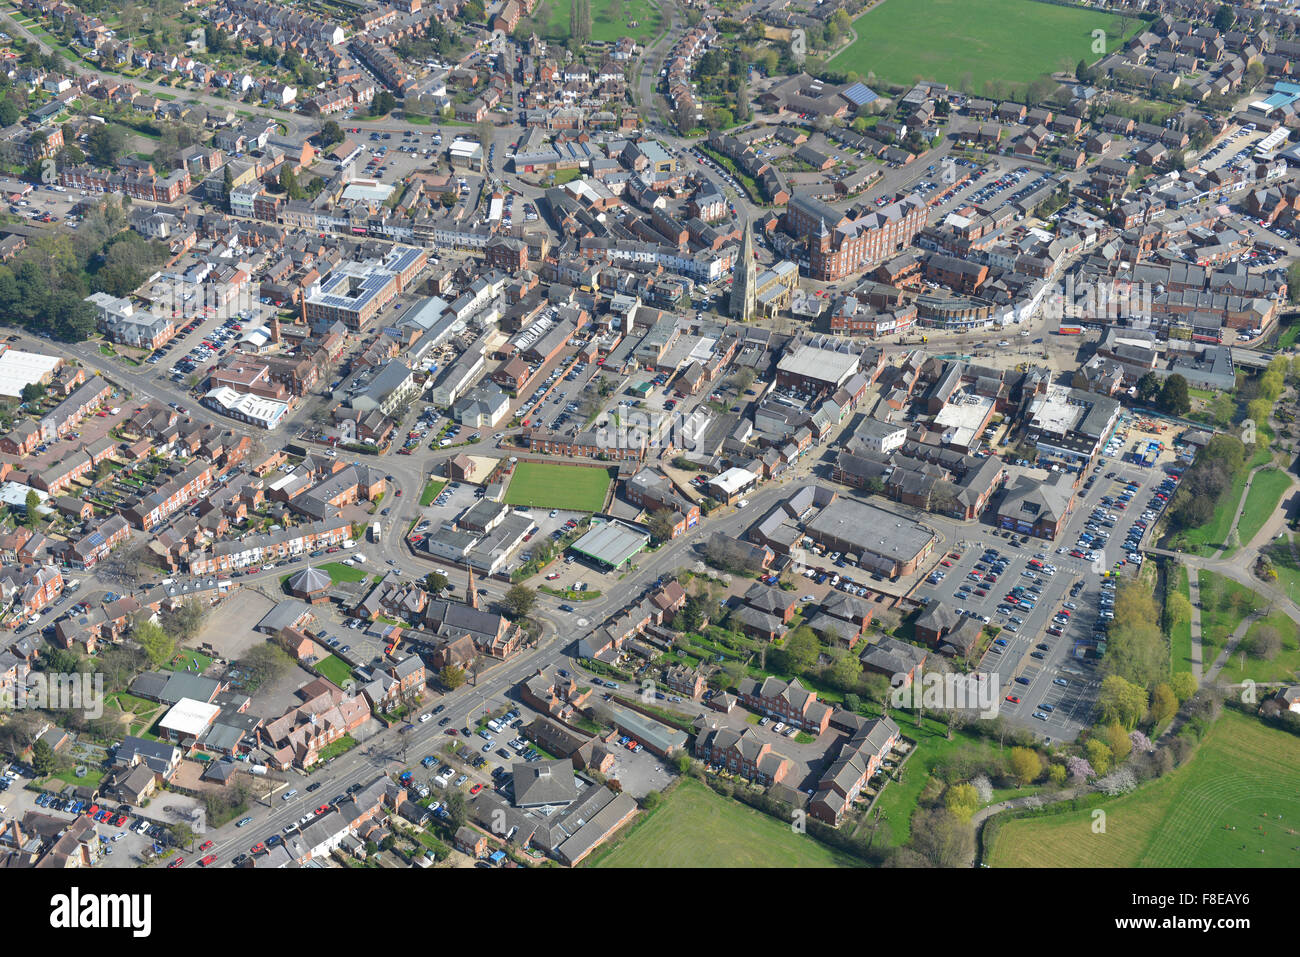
[419,713,432,723]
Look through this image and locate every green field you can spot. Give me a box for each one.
[1216,610,1300,685]
[315,654,353,687]
[988,710,1300,867]
[872,716,1039,845]
[1234,468,1292,550]
[533,0,663,44]
[504,462,611,512]
[1168,562,1194,674]
[832,0,1141,92]
[419,479,447,507]
[1198,571,1264,651]
[320,561,369,583]
[589,778,860,867]
[1174,465,1252,555]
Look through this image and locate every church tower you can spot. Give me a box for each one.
[729,217,758,321]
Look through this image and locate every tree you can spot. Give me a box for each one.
[161,599,207,644]
[1008,746,1042,786]
[826,651,863,692]
[31,738,56,776]
[1158,373,1191,417]
[1242,624,1282,660]
[134,619,176,668]
[1103,586,1169,690]
[945,782,979,821]
[279,165,305,200]
[87,124,127,166]
[444,789,467,829]
[1076,59,1094,84]
[425,571,450,594]
[647,510,678,543]
[23,489,40,527]
[1163,588,1192,635]
[503,584,537,619]
[20,382,46,402]
[1047,763,1067,786]
[1104,721,1132,761]
[909,808,974,867]
[1085,738,1112,776]
[772,626,819,675]
[321,121,345,147]
[1097,674,1148,730]
[1135,371,1162,404]
[1213,3,1235,31]
[1150,682,1178,724]
[439,665,467,690]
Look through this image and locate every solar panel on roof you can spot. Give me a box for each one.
[842,82,879,107]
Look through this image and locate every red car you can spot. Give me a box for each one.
[199,840,215,852]
[940,560,953,567]
[114,814,129,827]
[168,857,184,868]
[316,805,331,815]
[199,854,218,867]
[1005,695,1020,704]
[446,728,458,735]
[469,783,483,795]
[250,842,266,855]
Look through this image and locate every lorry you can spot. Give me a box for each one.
[370,521,381,543]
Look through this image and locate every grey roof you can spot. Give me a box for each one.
[511,758,579,808]
[286,565,333,595]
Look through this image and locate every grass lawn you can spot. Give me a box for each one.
[320,561,369,583]
[1168,563,1194,674]
[1175,466,1251,555]
[504,462,611,512]
[106,692,160,714]
[1263,534,1300,599]
[987,710,1300,867]
[315,654,353,687]
[589,778,860,867]
[419,479,447,507]
[1277,319,1300,351]
[535,0,663,44]
[1215,611,1300,685]
[169,650,212,673]
[1234,468,1292,550]
[1197,570,1265,653]
[312,734,358,766]
[833,0,1140,92]
[873,716,1034,846]
[48,766,105,790]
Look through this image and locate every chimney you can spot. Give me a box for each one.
[466,563,477,610]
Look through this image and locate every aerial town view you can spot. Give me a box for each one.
[0,0,1291,916]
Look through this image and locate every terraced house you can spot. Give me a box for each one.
[810,716,901,825]
[693,719,793,785]
[736,675,833,735]
[185,517,352,575]
[121,460,216,531]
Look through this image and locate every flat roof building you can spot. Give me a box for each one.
[569,520,649,569]
[804,496,937,579]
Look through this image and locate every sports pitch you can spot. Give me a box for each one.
[589,779,861,867]
[987,710,1300,867]
[833,0,1142,92]
[503,462,612,512]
